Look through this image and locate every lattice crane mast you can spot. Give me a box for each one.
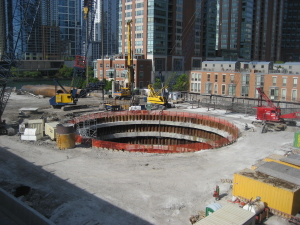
[0,0,41,134]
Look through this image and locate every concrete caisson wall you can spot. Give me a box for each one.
[71,110,239,154]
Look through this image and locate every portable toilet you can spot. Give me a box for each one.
[293,130,300,148]
[205,202,222,216]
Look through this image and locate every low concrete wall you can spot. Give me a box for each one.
[0,188,55,225]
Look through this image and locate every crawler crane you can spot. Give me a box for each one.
[254,87,300,131]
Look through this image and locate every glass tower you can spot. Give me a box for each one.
[52,0,82,58]
[281,0,300,61]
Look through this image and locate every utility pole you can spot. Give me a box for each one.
[101,0,104,83]
[86,16,89,87]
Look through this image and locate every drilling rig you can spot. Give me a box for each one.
[114,20,134,100]
[0,0,41,134]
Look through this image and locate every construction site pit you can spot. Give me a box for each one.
[71,110,239,154]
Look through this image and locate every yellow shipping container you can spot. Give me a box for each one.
[233,168,300,216]
[264,154,300,170]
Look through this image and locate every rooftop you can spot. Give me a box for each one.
[280,154,300,167]
[195,204,255,225]
[256,161,300,186]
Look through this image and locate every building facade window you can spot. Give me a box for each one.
[272,77,277,86]
[230,74,234,83]
[191,73,195,81]
[241,86,249,97]
[222,84,226,95]
[281,89,286,101]
[215,74,218,82]
[214,84,218,94]
[292,90,297,101]
[207,73,210,82]
[256,75,264,87]
[139,81,143,89]
[269,87,279,100]
[228,84,236,96]
[205,82,212,94]
[222,74,226,82]
[282,77,287,87]
[156,59,164,71]
[293,78,298,88]
[242,74,250,85]
[139,71,144,78]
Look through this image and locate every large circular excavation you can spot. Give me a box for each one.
[71,111,239,153]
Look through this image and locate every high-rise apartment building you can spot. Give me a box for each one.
[92,0,118,60]
[252,0,284,61]
[215,0,284,62]
[281,0,300,62]
[1,0,42,60]
[216,0,254,61]
[51,0,82,58]
[118,0,203,73]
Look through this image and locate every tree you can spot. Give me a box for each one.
[10,67,20,77]
[165,72,178,91]
[104,79,114,92]
[57,65,73,78]
[172,73,189,91]
[153,78,163,90]
[22,71,41,78]
[80,76,99,89]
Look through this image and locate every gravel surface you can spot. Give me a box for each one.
[0,92,298,225]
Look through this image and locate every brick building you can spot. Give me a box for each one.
[94,56,152,90]
[190,61,300,103]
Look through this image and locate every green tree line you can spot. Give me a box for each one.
[153,73,189,92]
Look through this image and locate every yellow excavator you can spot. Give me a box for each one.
[114,20,134,100]
[147,84,169,108]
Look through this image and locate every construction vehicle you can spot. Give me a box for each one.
[147,84,169,109]
[114,20,134,100]
[254,87,300,131]
[49,0,96,110]
[49,56,88,110]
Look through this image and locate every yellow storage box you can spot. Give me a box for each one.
[233,167,300,216]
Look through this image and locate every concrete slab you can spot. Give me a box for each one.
[19,108,39,112]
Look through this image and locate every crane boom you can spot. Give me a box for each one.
[256,87,277,109]
[127,20,134,92]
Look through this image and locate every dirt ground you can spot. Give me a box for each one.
[0,91,299,225]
